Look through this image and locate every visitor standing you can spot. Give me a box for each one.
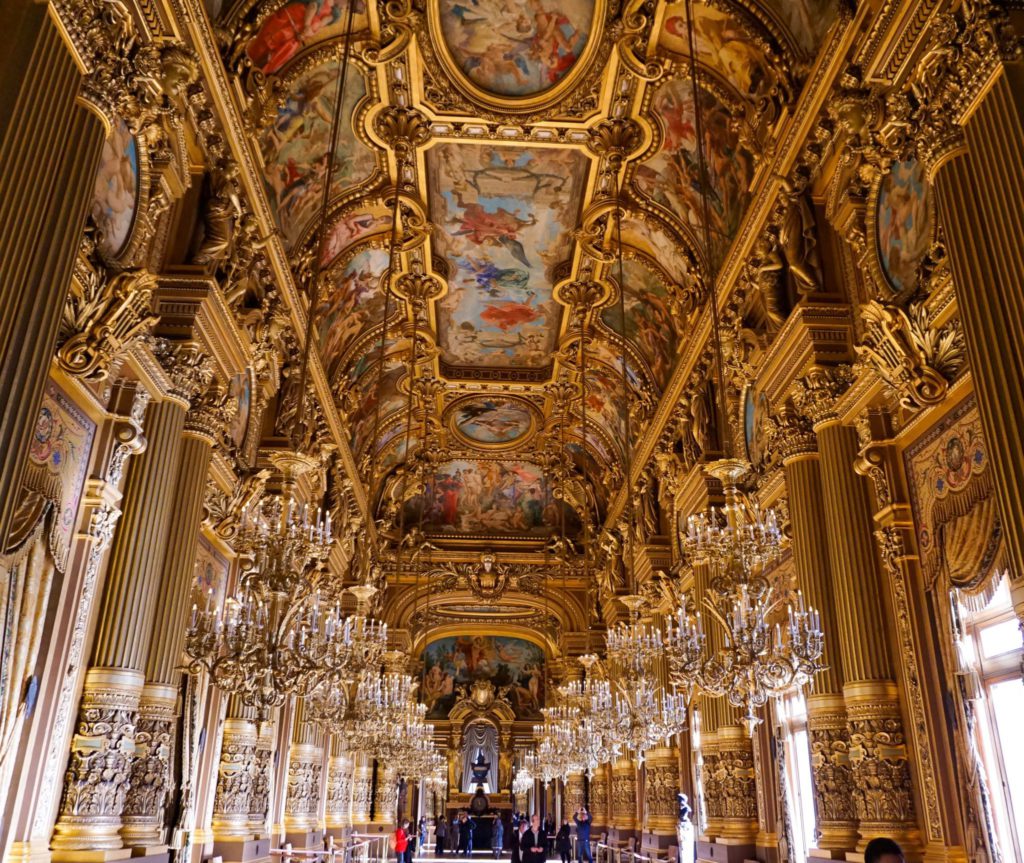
[572,808,592,863]
[492,816,504,858]
[394,821,410,863]
[420,817,429,852]
[436,817,448,856]
[555,821,571,863]
[520,814,547,863]
[511,819,528,863]
[451,815,461,858]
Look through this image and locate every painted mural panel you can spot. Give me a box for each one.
[583,363,628,455]
[246,0,368,75]
[618,215,690,287]
[401,459,577,534]
[877,159,932,295]
[659,3,772,99]
[421,635,545,720]
[601,258,680,390]
[28,380,96,571]
[635,78,753,244]
[348,362,405,454]
[194,534,230,612]
[760,0,838,55]
[91,119,139,259]
[316,246,390,380]
[449,397,535,445]
[227,369,252,449]
[905,399,995,585]
[437,0,594,97]
[320,201,392,267]
[428,143,588,369]
[260,62,375,247]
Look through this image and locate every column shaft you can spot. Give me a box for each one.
[815,420,916,848]
[123,432,214,846]
[52,398,187,855]
[934,66,1024,592]
[0,9,104,548]
[782,452,857,852]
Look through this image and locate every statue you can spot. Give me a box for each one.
[193,163,242,267]
[676,793,694,863]
[776,179,823,298]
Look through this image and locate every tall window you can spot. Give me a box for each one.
[776,691,817,863]
[957,577,1024,861]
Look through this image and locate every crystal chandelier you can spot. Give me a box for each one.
[558,656,620,771]
[535,704,584,780]
[666,459,825,735]
[512,750,537,797]
[602,597,687,762]
[185,459,340,710]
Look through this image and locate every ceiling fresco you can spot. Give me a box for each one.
[258,58,377,247]
[427,143,589,374]
[225,0,844,548]
[434,0,597,97]
[634,76,755,251]
[244,0,370,74]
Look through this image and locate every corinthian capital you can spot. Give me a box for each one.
[767,405,818,462]
[792,365,854,427]
[155,340,214,405]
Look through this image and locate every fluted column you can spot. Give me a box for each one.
[52,396,188,856]
[283,701,324,844]
[778,410,857,854]
[122,404,218,846]
[212,697,260,843]
[926,56,1024,595]
[796,370,917,850]
[0,7,105,549]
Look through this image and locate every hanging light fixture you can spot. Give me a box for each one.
[662,0,825,737]
[512,749,537,797]
[559,655,619,772]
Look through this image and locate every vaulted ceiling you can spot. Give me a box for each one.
[220,0,840,548]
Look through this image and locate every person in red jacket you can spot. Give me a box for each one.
[394,820,410,863]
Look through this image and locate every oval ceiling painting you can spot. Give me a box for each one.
[876,158,932,294]
[436,0,596,97]
[91,118,139,259]
[448,396,537,447]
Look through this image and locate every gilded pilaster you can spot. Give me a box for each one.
[642,748,680,837]
[371,763,398,829]
[713,727,758,847]
[52,397,188,856]
[589,764,610,831]
[324,741,354,838]
[350,756,372,829]
[250,720,275,835]
[610,757,637,837]
[564,773,585,816]
[283,702,324,840]
[212,698,260,841]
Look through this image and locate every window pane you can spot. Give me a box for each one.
[990,679,1024,854]
[979,619,1023,659]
